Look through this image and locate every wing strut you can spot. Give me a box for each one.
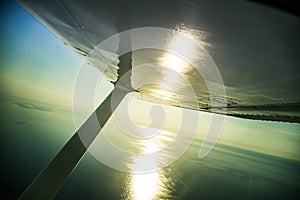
[19,9,133,200]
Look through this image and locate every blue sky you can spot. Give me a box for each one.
[0,0,83,107]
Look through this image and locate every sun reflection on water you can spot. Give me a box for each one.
[121,129,176,200]
[121,25,206,200]
[126,155,171,200]
[131,170,162,200]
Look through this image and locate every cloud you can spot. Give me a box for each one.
[0,93,67,113]
[14,120,33,126]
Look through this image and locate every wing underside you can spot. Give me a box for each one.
[18,0,300,123]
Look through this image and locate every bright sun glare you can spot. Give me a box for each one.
[127,26,203,200]
[128,132,169,200]
[159,28,198,73]
[132,172,161,200]
[159,52,189,73]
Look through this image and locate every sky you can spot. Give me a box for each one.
[0,0,84,108]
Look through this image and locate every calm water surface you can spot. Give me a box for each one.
[1,94,299,199]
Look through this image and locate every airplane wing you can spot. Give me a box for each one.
[18,0,300,123]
